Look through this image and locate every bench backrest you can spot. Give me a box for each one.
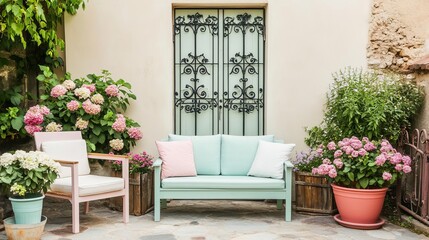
[168,134,275,176]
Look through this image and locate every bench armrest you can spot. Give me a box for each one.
[153,158,163,167]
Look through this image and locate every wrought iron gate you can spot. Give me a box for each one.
[397,128,429,225]
[174,9,265,136]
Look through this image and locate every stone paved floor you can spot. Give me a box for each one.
[1,199,428,240]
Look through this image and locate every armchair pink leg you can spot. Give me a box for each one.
[71,164,80,234]
[84,202,90,214]
[122,158,130,223]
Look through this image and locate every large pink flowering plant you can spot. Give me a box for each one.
[24,66,142,154]
[312,136,412,189]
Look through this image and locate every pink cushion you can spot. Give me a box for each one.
[156,140,197,179]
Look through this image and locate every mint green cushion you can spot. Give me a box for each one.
[168,134,221,175]
[161,176,284,189]
[220,135,274,175]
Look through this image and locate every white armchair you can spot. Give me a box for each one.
[34,131,129,233]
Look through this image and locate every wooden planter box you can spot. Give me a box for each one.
[110,171,154,216]
[295,171,336,215]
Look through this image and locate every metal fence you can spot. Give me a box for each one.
[397,128,429,225]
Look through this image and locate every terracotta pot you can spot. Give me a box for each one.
[332,184,387,229]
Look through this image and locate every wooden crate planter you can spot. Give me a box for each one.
[295,171,336,214]
[110,171,154,216]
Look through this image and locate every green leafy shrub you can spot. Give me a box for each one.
[0,86,26,140]
[305,68,424,147]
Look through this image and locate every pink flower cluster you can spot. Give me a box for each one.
[127,127,142,140]
[24,105,50,135]
[82,100,101,115]
[82,84,96,93]
[312,136,412,188]
[105,85,119,97]
[67,100,80,111]
[50,85,67,98]
[112,114,126,132]
[112,151,153,174]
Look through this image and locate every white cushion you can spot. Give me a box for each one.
[247,140,295,179]
[50,175,124,196]
[41,140,91,178]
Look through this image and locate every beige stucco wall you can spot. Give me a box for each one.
[64,0,371,156]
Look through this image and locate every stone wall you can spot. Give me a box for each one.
[368,0,428,72]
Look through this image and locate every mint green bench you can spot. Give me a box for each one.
[153,135,293,221]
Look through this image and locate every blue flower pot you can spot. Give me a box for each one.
[9,194,45,224]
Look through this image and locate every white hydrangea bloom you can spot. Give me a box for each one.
[45,122,63,132]
[0,153,16,167]
[62,80,76,90]
[74,87,91,99]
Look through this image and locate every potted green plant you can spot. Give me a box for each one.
[0,150,60,224]
[292,149,336,214]
[312,136,412,229]
[111,151,154,215]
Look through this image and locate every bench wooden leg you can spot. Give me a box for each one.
[276,200,283,210]
[161,199,167,209]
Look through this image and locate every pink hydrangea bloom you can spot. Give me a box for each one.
[328,168,337,178]
[390,153,403,165]
[105,85,119,97]
[112,114,126,132]
[351,150,359,158]
[403,165,412,173]
[358,148,367,156]
[50,85,68,98]
[327,141,336,150]
[24,111,44,125]
[82,84,96,93]
[40,106,50,115]
[350,141,363,150]
[382,172,392,181]
[402,156,411,166]
[334,150,343,158]
[82,100,101,115]
[127,127,142,140]
[24,125,43,136]
[364,142,376,151]
[67,100,80,111]
[375,154,387,166]
[395,164,403,172]
[344,146,354,155]
[333,158,343,169]
[322,158,331,164]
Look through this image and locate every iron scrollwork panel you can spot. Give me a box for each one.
[223,10,264,136]
[174,10,220,135]
[174,9,265,136]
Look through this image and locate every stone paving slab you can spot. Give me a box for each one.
[0,200,428,240]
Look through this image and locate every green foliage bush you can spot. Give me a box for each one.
[305,68,424,147]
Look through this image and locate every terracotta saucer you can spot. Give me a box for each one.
[333,214,385,230]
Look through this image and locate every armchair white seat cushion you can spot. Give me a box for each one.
[51,175,125,196]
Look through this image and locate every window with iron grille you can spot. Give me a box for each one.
[174,9,265,136]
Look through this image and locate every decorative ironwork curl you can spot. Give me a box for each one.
[224,13,264,37]
[229,53,258,78]
[174,13,218,36]
[181,53,210,82]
